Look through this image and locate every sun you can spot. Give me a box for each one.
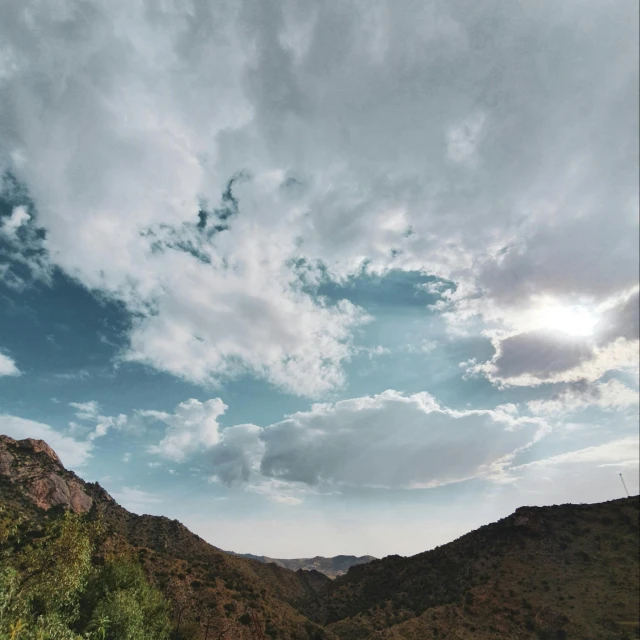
[535,304,598,337]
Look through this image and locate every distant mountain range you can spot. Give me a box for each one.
[229,553,377,579]
[1,434,638,639]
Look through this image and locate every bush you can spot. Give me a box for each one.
[80,559,171,639]
[0,511,172,640]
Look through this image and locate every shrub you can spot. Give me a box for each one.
[0,512,171,640]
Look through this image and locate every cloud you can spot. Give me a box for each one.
[518,437,640,470]
[469,289,639,387]
[110,486,162,514]
[0,177,52,289]
[69,401,100,420]
[447,112,486,165]
[0,0,369,397]
[124,261,367,396]
[527,379,639,416]
[53,369,91,381]
[0,414,92,468]
[475,214,639,311]
[145,398,227,462]
[0,351,20,376]
[359,345,392,359]
[68,400,127,441]
[204,390,548,491]
[596,290,640,345]
[89,414,127,441]
[508,436,640,501]
[402,340,437,355]
[469,330,596,386]
[0,0,635,395]
[246,478,304,506]
[0,205,30,236]
[208,423,265,485]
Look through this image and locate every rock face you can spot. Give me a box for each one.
[16,438,63,466]
[513,505,547,536]
[26,474,93,513]
[0,435,93,513]
[0,448,13,475]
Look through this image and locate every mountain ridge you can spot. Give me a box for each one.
[229,553,378,579]
[0,434,335,639]
[1,433,638,640]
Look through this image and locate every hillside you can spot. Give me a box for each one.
[1,434,639,640]
[0,435,334,640]
[304,499,640,640]
[232,554,377,579]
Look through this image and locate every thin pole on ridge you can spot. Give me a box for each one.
[619,473,630,498]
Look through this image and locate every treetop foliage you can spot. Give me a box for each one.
[0,507,171,640]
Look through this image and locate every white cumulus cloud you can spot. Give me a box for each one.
[0,351,20,376]
[202,390,548,492]
[527,379,639,416]
[0,0,636,396]
[145,398,227,462]
[69,400,127,441]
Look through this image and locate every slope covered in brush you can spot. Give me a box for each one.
[232,554,377,579]
[0,435,333,640]
[2,434,638,640]
[304,497,640,639]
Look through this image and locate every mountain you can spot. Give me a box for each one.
[232,554,377,579]
[303,499,640,640]
[1,434,639,640]
[0,435,334,640]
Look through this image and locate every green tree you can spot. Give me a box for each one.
[80,559,171,640]
[0,510,171,640]
[16,512,96,622]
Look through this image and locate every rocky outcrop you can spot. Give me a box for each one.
[0,434,92,513]
[0,448,13,475]
[26,473,93,513]
[0,435,338,640]
[513,506,547,536]
[16,437,63,466]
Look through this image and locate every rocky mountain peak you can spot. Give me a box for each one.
[16,436,63,465]
[0,434,92,513]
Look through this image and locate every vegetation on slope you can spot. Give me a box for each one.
[0,506,171,640]
[1,436,639,640]
[232,555,377,579]
[0,436,334,640]
[304,498,640,640]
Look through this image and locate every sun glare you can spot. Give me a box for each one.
[536,304,598,337]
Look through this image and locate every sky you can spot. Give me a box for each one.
[0,0,638,559]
